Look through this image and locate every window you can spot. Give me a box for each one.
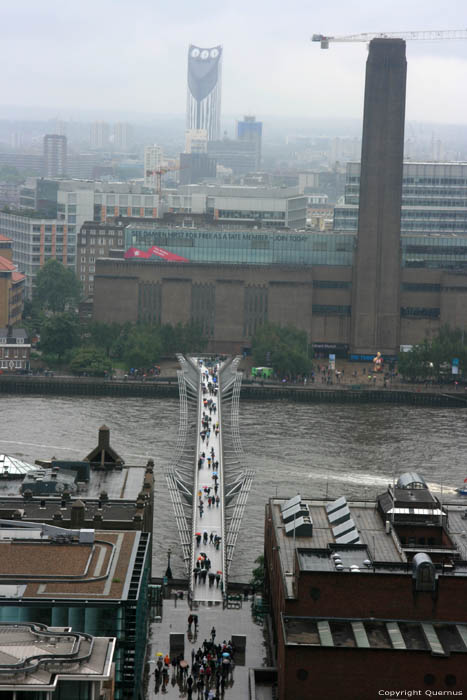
[89,256,95,263]
[89,275,94,281]
[0,338,5,344]
[118,239,123,245]
[99,248,105,255]
[17,338,24,344]
[80,275,85,281]
[15,360,21,368]
[81,256,86,262]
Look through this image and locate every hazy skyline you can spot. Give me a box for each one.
[3,0,467,125]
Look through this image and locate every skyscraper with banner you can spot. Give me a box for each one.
[186,45,222,141]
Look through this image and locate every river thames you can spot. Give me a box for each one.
[1,394,467,581]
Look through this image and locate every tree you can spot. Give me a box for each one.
[249,555,265,593]
[398,325,467,382]
[69,346,113,376]
[40,313,80,359]
[123,325,163,370]
[33,259,81,313]
[252,322,311,377]
[87,321,123,357]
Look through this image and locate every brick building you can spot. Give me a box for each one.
[264,475,467,699]
[0,327,30,373]
[0,234,25,327]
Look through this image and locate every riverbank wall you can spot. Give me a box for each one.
[1,375,467,406]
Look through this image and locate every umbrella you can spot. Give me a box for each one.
[156,652,163,657]
[216,570,222,574]
[180,660,188,669]
[222,652,230,657]
[200,552,207,557]
[212,471,218,476]
[195,532,201,536]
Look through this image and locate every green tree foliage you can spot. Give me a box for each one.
[252,322,311,377]
[33,259,81,313]
[249,555,265,593]
[87,321,124,357]
[398,325,467,382]
[40,313,80,359]
[69,346,112,376]
[123,325,163,370]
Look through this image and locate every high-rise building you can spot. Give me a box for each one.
[90,121,110,150]
[350,39,407,356]
[43,134,67,178]
[114,122,132,150]
[236,115,262,169]
[186,45,222,141]
[185,129,208,154]
[144,145,163,188]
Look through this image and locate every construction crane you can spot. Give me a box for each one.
[146,165,182,194]
[311,30,467,49]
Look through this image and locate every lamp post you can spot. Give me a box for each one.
[165,547,173,580]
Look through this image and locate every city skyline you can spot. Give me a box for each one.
[2,0,467,124]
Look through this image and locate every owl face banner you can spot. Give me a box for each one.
[187,45,222,102]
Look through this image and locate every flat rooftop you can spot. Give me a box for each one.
[0,464,147,500]
[0,528,147,601]
[270,498,467,588]
[282,615,467,657]
[0,623,114,689]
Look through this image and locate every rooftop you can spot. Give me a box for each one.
[0,454,38,477]
[269,496,467,589]
[282,614,467,656]
[0,525,147,601]
[0,623,114,689]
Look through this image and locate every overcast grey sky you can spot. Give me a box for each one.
[3,0,467,124]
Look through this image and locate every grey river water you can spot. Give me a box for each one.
[1,394,467,582]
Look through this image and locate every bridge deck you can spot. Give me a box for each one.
[191,360,225,603]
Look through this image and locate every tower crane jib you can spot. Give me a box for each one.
[311,29,467,49]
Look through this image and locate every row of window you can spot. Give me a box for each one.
[0,360,24,368]
[400,307,440,318]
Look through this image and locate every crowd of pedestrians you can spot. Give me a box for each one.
[154,621,236,698]
[193,360,223,599]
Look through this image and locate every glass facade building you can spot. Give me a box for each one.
[335,162,467,234]
[125,226,356,266]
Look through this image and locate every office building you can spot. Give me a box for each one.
[144,145,163,188]
[236,115,262,168]
[334,161,467,237]
[264,477,467,699]
[179,152,216,185]
[0,152,43,175]
[43,134,67,178]
[186,45,222,140]
[0,522,150,700]
[0,212,75,298]
[160,184,307,228]
[78,221,125,297]
[207,138,259,175]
